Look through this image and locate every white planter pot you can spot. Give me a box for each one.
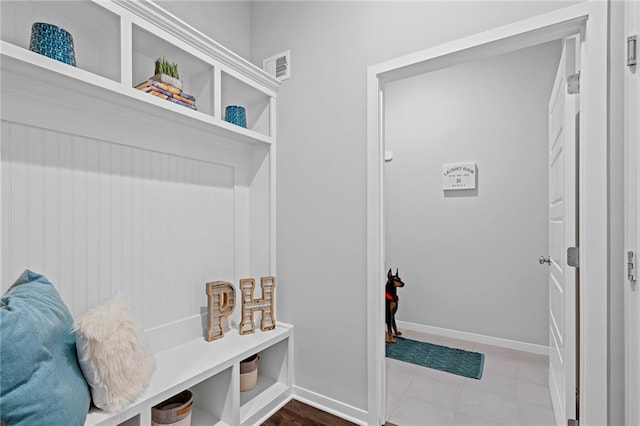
[152,73,183,90]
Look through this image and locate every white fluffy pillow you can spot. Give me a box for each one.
[74,295,156,413]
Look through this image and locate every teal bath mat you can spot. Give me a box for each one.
[386,337,484,379]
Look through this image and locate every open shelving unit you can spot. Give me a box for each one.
[0,1,289,425]
[0,0,278,147]
[84,325,293,426]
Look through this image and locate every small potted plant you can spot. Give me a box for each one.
[152,57,183,90]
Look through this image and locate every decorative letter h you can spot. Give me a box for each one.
[239,277,276,335]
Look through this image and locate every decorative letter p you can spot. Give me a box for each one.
[206,281,236,341]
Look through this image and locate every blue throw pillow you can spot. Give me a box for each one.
[0,270,90,426]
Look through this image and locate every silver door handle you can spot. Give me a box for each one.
[539,256,551,265]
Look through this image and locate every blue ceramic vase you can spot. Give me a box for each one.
[29,22,76,66]
[225,105,247,128]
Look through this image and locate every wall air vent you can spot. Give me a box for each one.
[263,50,290,81]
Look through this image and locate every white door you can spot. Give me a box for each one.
[546,37,579,426]
[626,1,640,425]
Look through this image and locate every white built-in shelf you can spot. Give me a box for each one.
[85,323,293,426]
[0,0,279,149]
[0,43,272,149]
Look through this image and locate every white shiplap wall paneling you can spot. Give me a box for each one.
[0,121,263,352]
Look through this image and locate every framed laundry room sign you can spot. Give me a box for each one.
[442,162,477,190]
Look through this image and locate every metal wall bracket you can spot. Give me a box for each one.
[567,247,579,268]
[628,35,637,67]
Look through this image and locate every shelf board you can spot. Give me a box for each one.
[240,380,289,423]
[0,41,272,149]
[191,407,225,426]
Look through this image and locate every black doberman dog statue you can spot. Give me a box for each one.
[385,268,405,343]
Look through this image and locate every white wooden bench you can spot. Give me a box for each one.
[85,323,293,426]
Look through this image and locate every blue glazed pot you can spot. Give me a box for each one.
[29,22,76,66]
[225,105,247,128]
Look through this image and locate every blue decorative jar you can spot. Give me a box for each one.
[29,22,76,66]
[225,105,247,128]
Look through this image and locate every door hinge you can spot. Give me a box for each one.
[628,251,637,281]
[628,35,637,67]
[567,72,580,94]
[568,419,579,426]
[567,247,579,268]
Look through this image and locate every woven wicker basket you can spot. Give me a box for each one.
[239,354,260,392]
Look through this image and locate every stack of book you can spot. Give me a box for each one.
[135,79,197,111]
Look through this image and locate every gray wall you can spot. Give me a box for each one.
[158,0,251,59]
[249,0,578,413]
[384,41,561,347]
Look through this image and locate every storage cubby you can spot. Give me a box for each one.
[221,71,272,137]
[132,24,215,116]
[240,338,290,425]
[0,1,121,82]
[115,416,139,426]
[191,368,234,426]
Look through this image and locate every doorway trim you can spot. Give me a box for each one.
[625,2,640,425]
[366,2,608,425]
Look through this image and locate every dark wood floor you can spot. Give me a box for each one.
[262,400,398,426]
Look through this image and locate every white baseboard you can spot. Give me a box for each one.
[396,320,549,355]
[292,386,369,425]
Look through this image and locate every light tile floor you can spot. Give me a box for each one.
[385,329,555,426]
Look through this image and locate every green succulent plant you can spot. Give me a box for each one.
[154,57,180,79]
